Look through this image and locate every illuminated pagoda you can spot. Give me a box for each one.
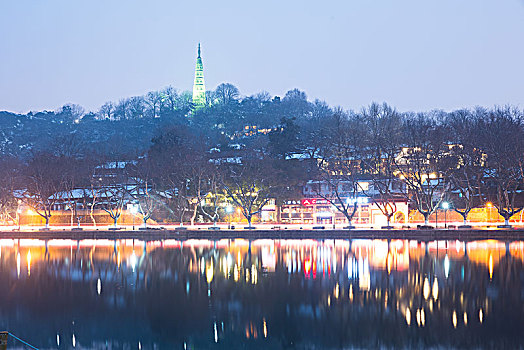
[192,43,206,107]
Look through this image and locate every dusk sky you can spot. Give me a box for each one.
[1,0,523,114]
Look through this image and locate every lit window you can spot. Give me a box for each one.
[358,182,369,191]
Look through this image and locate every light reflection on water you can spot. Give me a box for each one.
[0,238,523,349]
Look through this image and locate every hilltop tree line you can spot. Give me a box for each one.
[0,84,523,227]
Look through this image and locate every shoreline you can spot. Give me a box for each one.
[1,228,524,241]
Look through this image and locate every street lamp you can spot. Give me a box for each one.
[442,201,449,229]
[17,207,22,231]
[486,202,492,224]
[226,205,233,229]
[129,204,138,230]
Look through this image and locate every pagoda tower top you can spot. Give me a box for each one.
[192,43,206,107]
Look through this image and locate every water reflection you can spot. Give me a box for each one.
[0,238,523,348]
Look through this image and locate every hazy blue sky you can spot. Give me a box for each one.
[1,0,523,113]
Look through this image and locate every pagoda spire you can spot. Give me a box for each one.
[192,43,206,107]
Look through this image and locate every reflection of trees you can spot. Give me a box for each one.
[0,239,523,348]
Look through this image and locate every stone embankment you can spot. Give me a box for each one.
[0,228,523,241]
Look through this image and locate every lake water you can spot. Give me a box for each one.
[0,238,523,349]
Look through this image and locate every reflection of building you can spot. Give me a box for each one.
[2,237,523,348]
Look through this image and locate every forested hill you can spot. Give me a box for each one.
[0,84,331,159]
[1,83,521,162]
[0,109,183,159]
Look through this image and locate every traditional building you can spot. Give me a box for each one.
[192,43,206,107]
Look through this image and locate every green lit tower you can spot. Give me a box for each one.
[192,43,206,107]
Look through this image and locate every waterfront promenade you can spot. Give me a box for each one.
[1,226,524,241]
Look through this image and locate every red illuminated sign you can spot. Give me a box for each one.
[301,198,329,206]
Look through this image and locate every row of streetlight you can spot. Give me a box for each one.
[438,201,496,228]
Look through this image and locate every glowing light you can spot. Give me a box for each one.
[423,277,430,300]
[263,318,268,338]
[464,312,468,326]
[234,264,239,282]
[130,250,137,273]
[386,252,393,275]
[452,311,457,328]
[432,277,439,300]
[97,278,102,295]
[416,309,421,326]
[17,252,20,278]
[56,334,60,347]
[444,255,450,279]
[358,257,370,291]
[489,254,493,280]
[421,308,425,326]
[334,283,340,299]
[27,250,31,276]
[214,321,218,343]
[349,284,353,302]
[206,260,214,284]
[138,341,142,349]
[251,265,258,284]
[72,334,76,347]
[405,307,411,326]
[304,258,312,276]
[327,295,331,307]
[479,309,484,323]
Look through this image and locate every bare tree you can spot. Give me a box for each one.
[441,109,485,225]
[476,107,524,226]
[0,157,21,225]
[360,103,406,228]
[394,113,449,226]
[199,173,225,226]
[22,153,68,228]
[98,102,115,120]
[128,96,146,119]
[129,158,159,228]
[114,98,131,120]
[160,86,179,112]
[145,91,163,118]
[96,161,132,227]
[220,140,282,227]
[99,185,127,227]
[214,83,240,105]
[147,125,211,225]
[313,110,363,228]
[57,103,85,123]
